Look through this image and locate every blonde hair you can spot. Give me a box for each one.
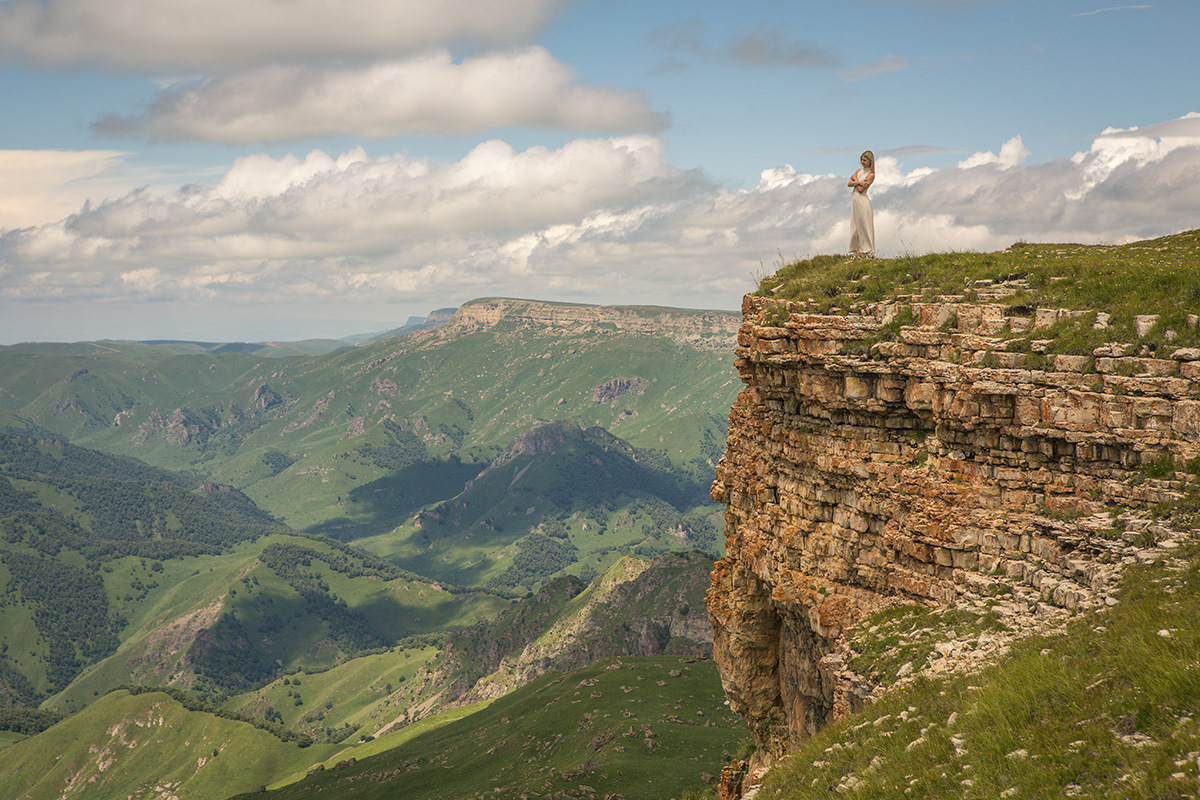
[860,150,875,173]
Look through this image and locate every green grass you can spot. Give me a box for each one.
[225,646,439,742]
[0,730,26,750]
[235,656,744,800]
[353,422,723,591]
[756,541,1200,800]
[847,604,1010,684]
[760,229,1200,354]
[362,552,715,739]
[267,696,498,788]
[0,689,338,800]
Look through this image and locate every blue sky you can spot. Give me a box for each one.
[1,0,1198,343]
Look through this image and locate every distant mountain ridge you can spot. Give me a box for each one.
[443,297,738,350]
[0,297,741,595]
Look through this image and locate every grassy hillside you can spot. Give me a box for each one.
[43,532,507,714]
[349,422,721,591]
[751,538,1200,800]
[0,550,732,800]
[0,430,281,703]
[0,435,735,800]
[1,657,744,800]
[0,298,746,798]
[0,689,338,800]
[0,434,507,716]
[223,645,439,744]
[380,552,716,728]
[236,655,743,800]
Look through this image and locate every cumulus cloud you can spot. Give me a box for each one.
[0,136,707,305]
[0,0,562,71]
[3,115,1200,337]
[956,136,1030,169]
[93,47,668,143]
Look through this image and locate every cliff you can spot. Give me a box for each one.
[442,297,740,350]
[706,289,1199,769]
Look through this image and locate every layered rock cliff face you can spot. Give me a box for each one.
[707,292,1200,768]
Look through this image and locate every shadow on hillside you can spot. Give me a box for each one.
[306,460,485,542]
[190,586,486,689]
[356,591,487,638]
[385,545,500,590]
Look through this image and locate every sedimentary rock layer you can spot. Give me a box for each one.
[707,294,1199,766]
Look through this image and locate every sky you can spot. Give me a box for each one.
[1,0,1198,344]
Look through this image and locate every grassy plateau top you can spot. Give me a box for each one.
[757,229,1200,355]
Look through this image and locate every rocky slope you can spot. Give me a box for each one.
[376,551,716,733]
[706,291,1199,769]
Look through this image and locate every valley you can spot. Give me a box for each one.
[0,298,746,800]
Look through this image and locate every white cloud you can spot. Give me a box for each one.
[0,136,707,305]
[956,136,1030,169]
[0,0,562,71]
[1067,112,1200,198]
[0,150,132,230]
[94,47,668,143]
[753,165,830,192]
[838,55,908,82]
[3,115,1200,341]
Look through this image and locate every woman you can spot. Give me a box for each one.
[848,150,875,256]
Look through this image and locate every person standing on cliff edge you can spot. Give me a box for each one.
[848,150,875,256]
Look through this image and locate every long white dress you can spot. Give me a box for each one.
[849,168,875,255]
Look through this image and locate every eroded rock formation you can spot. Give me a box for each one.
[707,293,1200,768]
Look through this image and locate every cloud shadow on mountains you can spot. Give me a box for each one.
[305,459,485,542]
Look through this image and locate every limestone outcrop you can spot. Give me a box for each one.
[445,297,740,351]
[707,293,1199,768]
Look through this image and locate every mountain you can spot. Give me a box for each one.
[0,656,743,800]
[0,298,741,594]
[344,420,722,592]
[132,338,358,357]
[342,307,458,345]
[0,297,747,799]
[370,551,716,730]
[0,431,732,800]
[0,441,729,799]
[0,432,507,713]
